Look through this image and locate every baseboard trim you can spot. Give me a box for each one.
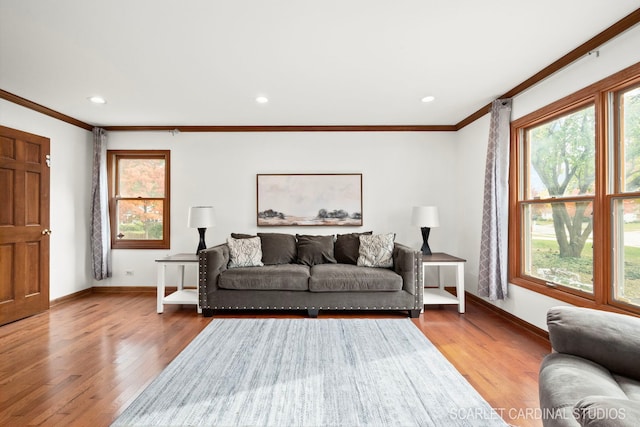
[50,288,93,306]
[92,286,157,293]
[50,286,158,305]
[465,292,549,342]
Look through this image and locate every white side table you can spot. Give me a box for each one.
[156,253,201,314]
[421,253,466,313]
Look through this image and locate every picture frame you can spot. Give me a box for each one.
[257,173,363,226]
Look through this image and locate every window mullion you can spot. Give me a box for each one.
[593,91,609,306]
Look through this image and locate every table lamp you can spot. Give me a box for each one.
[188,206,215,254]
[411,206,440,255]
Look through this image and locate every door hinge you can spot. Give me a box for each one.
[45,154,51,167]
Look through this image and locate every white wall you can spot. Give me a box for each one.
[0,99,93,300]
[455,25,640,330]
[2,23,639,330]
[101,131,458,288]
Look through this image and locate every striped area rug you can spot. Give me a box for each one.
[113,319,507,426]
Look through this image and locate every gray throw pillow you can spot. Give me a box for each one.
[334,231,373,264]
[296,234,337,266]
[257,233,297,265]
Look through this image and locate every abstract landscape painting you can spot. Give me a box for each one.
[257,174,362,226]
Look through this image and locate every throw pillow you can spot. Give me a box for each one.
[227,236,264,268]
[357,233,395,268]
[231,233,255,239]
[296,234,337,266]
[257,233,297,265]
[334,231,373,264]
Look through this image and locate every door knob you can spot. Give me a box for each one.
[41,229,52,235]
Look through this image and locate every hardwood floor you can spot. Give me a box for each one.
[0,292,550,427]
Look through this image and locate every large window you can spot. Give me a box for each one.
[510,62,640,314]
[107,150,170,249]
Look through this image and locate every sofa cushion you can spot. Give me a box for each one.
[219,264,310,290]
[257,233,297,265]
[334,231,372,264]
[357,233,395,268]
[296,234,337,266]
[227,236,263,268]
[309,264,402,292]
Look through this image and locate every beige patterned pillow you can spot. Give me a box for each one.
[227,236,264,268]
[357,233,395,268]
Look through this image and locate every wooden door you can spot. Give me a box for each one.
[0,125,50,325]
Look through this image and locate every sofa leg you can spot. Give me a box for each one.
[409,309,420,318]
[307,308,319,318]
[202,308,215,317]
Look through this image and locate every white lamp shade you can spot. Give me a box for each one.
[411,206,440,227]
[188,206,215,228]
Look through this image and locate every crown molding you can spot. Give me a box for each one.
[103,125,456,132]
[0,89,93,131]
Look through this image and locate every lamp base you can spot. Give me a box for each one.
[196,228,207,254]
[420,227,433,256]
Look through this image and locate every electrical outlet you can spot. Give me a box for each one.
[125,270,134,276]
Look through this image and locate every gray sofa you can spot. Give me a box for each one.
[539,306,640,427]
[198,232,423,318]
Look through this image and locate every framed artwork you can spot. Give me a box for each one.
[257,173,363,226]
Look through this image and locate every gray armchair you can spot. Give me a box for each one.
[539,306,640,426]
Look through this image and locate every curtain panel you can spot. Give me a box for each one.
[91,127,111,280]
[478,99,512,300]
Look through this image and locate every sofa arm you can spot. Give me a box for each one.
[547,306,640,380]
[198,243,229,308]
[393,243,423,302]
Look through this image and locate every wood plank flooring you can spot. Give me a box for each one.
[0,292,550,426]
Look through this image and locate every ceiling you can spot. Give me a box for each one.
[1,1,639,128]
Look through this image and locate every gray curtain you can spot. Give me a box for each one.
[478,99,512,300]
[91,127,111,280]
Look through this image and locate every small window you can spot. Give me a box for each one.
[107,150,170,249]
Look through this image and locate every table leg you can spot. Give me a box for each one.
[177,265,185,291]
[157,263,166,314]
[456,262,465,313]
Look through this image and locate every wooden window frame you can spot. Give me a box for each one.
[509,61,640,316]
[107,150,171,250]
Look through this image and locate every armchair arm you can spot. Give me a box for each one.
[198,243,229,309]
[393,243,423,305]
[574,396,640,427]
[547,306,640,380]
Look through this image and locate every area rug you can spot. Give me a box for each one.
[113,319,507,426]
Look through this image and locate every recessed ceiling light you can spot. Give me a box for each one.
[421,96,435,103]
[88,95,106,104]
[256,96,269,104]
